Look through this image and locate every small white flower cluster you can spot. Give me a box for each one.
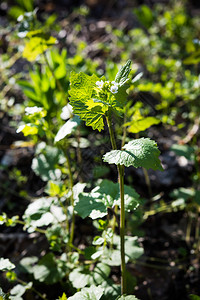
[110,81,118,94]
[95,80,119,94]
[25,106,43,115]
[96,80,104,89]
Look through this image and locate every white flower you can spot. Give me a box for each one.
[96,80,104,89]
[110,83,118,94]
[25,106,43,115]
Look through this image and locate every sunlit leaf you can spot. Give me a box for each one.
[103,138,163,171]
[127,116,160,134]
[69,72,106,131]
[32,253,67,284]
[68,285,104,300]
[23,31,57,61]
[117,295,140,300]
[75,180,140,219]
[16,124,38,136]
[69,263,110,289]
[54,117,79,142]
[0,258,15,271]
[115,60,131,86]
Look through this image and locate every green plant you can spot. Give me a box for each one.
[68,60,163,295]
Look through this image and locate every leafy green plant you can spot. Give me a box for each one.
[68,60,163,295]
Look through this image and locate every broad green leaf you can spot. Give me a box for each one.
[16,123,38,136]
[103,138,163,171]
[124,236,144,260]
[54,118,79,142]
[102,236,143,265]
[32,253,67,284]
[170,144,196,161]
[127,116,160,134]
[75,180,140,219]
[115,60,131,86]
[10,283,32,300]
[100,280,121,300]
[23,197,66,230]
[23,31,57,61]
[0,258,15,271]
[117,295,140,300]
[32,145,65,181]
[189,295,200,300]
[101,248,125,266]
[69,72,106,131]
[19,257,38,273]
[69,263,110,289]
[75,194,107,219]
[68,285,104,300]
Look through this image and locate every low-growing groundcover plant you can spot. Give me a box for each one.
[0,60,163,299]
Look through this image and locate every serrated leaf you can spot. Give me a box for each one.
[0,258,15,271]
[103,138,163,171]
[69,72,105,131]
[115,60,131,86]
[68,285,104,300]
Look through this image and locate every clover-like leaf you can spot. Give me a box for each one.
[103,138,163,171]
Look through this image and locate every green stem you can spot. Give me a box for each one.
[65,151,75,248]
[105,112,126,294]
[118,164,126,294]
[106,113,117,150]
[121,106,127,148]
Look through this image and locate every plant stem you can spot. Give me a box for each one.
[121,106,127,148]
[106,112,117,150]
[106,111,126,294]
[65,151,75,249]
[118,164,126,294]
